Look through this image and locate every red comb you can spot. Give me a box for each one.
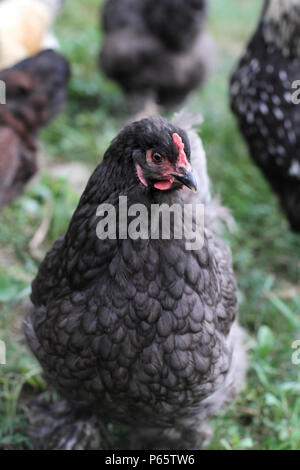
[172,133,190,169]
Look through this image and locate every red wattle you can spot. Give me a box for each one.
[154,178,174,191]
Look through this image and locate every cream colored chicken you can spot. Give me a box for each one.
[0,0,63,70]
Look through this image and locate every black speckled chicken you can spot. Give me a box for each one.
[25,114,246,450]
[230,0,300,232]
[0,49,70,210]
[99,0,216,115]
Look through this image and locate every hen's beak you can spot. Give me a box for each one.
[171,168,198,193]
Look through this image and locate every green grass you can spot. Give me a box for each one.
[0,0,299,450]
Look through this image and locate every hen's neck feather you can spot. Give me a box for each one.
[262,0,300,57]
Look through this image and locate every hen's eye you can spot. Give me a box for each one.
[152,152,164,164]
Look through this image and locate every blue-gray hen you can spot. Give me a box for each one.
[25,114,246,450]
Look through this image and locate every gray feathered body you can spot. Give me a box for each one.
[100,0,215,112]
[25,115,246,450]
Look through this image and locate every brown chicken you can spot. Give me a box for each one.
[0,49,70,210]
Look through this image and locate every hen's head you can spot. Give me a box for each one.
[105,117,198,194]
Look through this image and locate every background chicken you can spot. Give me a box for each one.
[0,0,65,70]
[0,49,70,210]
[230,0,300,232]
[100,0,216,116]
[25,114,246,450]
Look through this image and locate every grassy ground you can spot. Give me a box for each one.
[0,0,300,450]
